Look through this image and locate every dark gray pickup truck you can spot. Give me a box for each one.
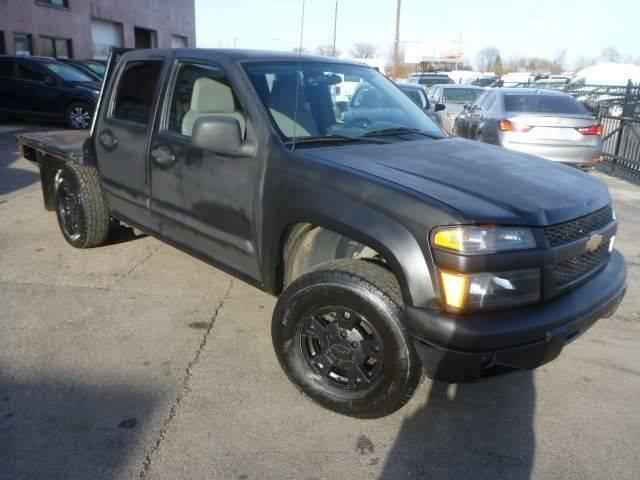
[19,48,626,418]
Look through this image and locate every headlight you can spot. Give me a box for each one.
[440,269,541,311]
[433,226,536,254]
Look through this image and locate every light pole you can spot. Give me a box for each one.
[393,0,402,78]
[332,0,339,56]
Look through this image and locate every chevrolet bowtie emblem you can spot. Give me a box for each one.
[585,233,603,252]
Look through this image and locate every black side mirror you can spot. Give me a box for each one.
[44,76,56,86]
[191,115,255,158]
[434,103,446,112]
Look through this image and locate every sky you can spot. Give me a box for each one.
[194,0,639,69]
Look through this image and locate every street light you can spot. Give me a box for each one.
[332,0,339,56]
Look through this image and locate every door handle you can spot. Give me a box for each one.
[98,130,118,150]
[150,144,176,166]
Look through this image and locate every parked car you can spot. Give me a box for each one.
[427,84,484,133]
[19,49,625,419]
[408,72,455,87]
[471,76,499,87]
[59,59,106,81]
[395,82,444,126]
[454,88,604,167]
[0,55,100,128]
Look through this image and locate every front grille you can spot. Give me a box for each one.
[552,243,610,286]
[545,206,613,247]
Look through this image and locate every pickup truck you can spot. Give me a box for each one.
[19,48,627,419]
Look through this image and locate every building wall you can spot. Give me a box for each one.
[0,0,195,58]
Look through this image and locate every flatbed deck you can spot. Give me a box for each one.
[18,130,88,164]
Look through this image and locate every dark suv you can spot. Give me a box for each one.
[0,56,101,128]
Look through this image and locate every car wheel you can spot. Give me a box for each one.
[54,163,111,248]
[65,101,93,129]
[272,260,422,418]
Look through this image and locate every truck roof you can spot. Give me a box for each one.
[123,48,368,66]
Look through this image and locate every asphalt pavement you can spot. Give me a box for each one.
[1,120,639,479]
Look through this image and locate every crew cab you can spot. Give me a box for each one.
[18,48,626,418]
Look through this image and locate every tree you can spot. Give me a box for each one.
[475,46,500,72]
[600,46,621,63]
[350,43,379,59]
[552,49,567,74]
[316,44,341,57]
[291,47,307,54]
[575,55,597,70]
[493,54,504,76]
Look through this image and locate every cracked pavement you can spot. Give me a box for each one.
[1,121,640,479]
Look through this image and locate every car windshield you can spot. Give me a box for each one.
[443,88,482,103]
[419,77,453,86]
[44,63,93,82]
[504,94,588,114]
[86,62,106,76]
[243,61,445,145]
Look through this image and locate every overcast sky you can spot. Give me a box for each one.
[194,0,639,68]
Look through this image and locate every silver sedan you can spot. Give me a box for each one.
[453,88,604,167]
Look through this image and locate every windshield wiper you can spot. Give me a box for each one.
[285,134,391,146]
[363,127,442,139]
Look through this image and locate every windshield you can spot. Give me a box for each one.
[243,61,445,145]
[86,62,106,76]
[504,94,588,114]
[443,88,482,103]
[44,63,93,82]
[418,77,453,86]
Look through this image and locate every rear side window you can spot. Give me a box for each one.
[112,60,163,125]
[504,94,587,114]
[0,59,12,77]
[18,62,45,82]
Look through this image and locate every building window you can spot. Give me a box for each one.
[40,36,72,59]
[36,0,69,7]
[134,27,157,49]
[91,19,123,60]
[14,33,33,56]
[171,35,188,48]
[0,32,6,54]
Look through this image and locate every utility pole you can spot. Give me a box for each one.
[233,37,239,48]
[332,0,339,56]
[393,0,402,78]
[455,32,462,70]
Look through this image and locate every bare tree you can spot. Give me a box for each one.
[493,54,505,76]
[575,55,597,70]
[291,47,307,54]
[316,44,341,57]
[350,43,379,59]
[600,46,621,63]
[475,46,500,72]
[552,49,567,73]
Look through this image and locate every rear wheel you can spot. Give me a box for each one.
[65,101,93,129]
[54,163,111,248]
[272,260,422,418]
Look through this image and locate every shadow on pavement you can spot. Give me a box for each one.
[0,374,160,480]
[107,224,149,246]
[380,372,535,479]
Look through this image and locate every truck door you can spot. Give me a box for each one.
[94,53,166,229]
[147,57,261,281]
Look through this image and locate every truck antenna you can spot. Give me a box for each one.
[292,0,306,151]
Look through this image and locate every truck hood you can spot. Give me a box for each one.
[302,137,610,226]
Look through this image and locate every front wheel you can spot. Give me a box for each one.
[65,101,93,129]
[272,260,422,418]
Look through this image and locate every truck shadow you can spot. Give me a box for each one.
[0,373,161,480]
[107,223,148,245]
[380,371,535,479]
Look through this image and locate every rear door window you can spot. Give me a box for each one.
[111,60,163,125]
[0,59,13,78]
[18,62,45,82]
[504,95,587,114]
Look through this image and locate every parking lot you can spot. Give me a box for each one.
[1,120,640,479]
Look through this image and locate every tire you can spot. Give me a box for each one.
[272,259,422,418]
[65,101,93,129]
[54,163,111,248]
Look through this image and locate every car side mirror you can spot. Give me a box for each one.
[434,103,446,112]
[191,116,256,158]
[44,76,56,86]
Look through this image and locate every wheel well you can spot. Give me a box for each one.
[63,98,95,114]
[279,223,393,293]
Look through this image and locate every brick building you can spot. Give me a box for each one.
[0,0,195,59]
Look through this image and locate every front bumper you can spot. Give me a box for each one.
[406,250,626,383]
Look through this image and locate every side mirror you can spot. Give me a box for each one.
[434,103,446,112]
[191,115,255,158]
[462,103,472,111]
[44,76,56,86]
